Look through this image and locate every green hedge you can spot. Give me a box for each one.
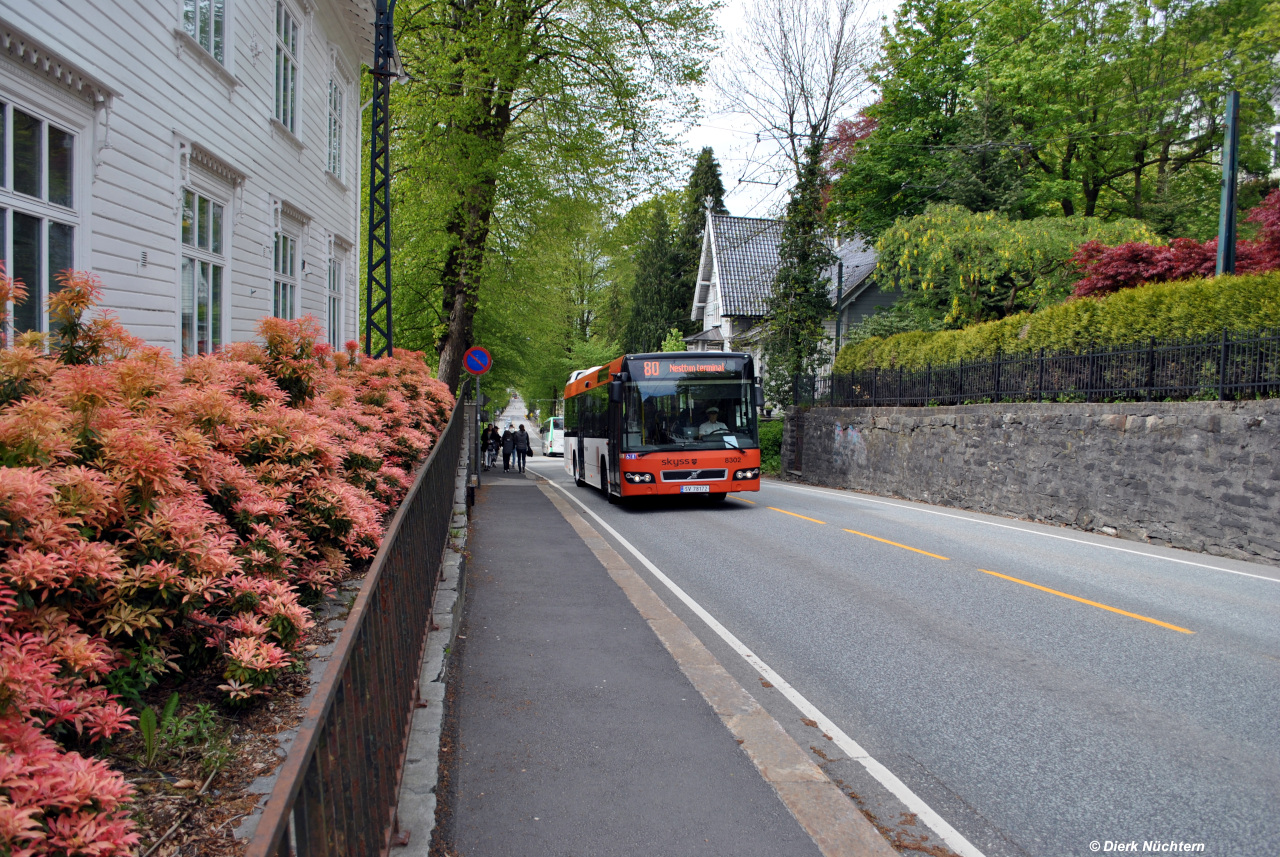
[758,419,784,474]
[833,272,1280,373]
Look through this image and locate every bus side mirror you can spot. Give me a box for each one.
[754,383,764,410]
[609,380,624,403]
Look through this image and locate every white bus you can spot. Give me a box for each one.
[542,416,565,456]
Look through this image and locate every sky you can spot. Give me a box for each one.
[675,0,902,219]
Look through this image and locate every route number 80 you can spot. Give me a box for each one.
[643,361,661,377]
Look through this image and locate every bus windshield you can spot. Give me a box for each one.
[621,360,757,452]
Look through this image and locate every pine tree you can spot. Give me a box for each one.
[673,148,728,335]
[764,139,836,406]
[622,201,679,354]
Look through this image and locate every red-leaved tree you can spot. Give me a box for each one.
[1071,190,1280,297]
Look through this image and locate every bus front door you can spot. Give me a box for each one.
[606,385,623,497]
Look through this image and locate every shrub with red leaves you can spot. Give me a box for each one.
[1072,190,1280,297]
[0,269,454,856]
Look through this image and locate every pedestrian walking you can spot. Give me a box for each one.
[501,426,515,472]
[483,425,498,470]
[514,424,530,473]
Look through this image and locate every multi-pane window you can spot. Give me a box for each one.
[327,79,344,178]
[183,0,226,63]
[273,232,297,320]
[180,189,225,356]
[327,254,343,345]
[0,101,77,340]
[275,3,299,134]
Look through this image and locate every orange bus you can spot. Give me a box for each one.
[563,351,763,502]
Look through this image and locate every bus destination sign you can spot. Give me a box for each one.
[640,359,735,377]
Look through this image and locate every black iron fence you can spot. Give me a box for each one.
[246,380,468,857]
[796,328,1280,408]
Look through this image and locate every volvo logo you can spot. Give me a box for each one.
[689,470,700,479]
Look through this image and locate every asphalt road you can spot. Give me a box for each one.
[525,454,1280,857]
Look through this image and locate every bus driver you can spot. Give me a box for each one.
[698,406,728,437]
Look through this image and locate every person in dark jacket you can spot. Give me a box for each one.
[514,425,530,473]
[501,426,516,472]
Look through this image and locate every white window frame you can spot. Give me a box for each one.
[273,228,299,320]
[327,237,345,345]
[182,0,228,65]
[327,73,345,179]
[0,92,87,344]
[274,2,301,135]
[179,185,228,356]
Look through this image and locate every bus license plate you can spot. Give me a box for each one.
[681,485,710,493]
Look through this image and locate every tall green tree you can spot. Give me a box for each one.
[826,0,980,238]
[827,0,1279,239]
[387,0,717,388]
[622,201,681,354]
[764,140,836,405]
[671,148,728,335]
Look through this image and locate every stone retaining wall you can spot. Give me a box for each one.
[782,399,1280,565]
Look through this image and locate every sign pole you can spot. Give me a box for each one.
[1216,90,1240,276]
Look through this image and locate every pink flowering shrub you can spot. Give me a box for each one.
[0,269,453,855]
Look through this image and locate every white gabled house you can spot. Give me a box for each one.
[0,0,379,357]
[687,212,884,370]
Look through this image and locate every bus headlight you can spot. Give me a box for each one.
[625,472,654,483]
[734,468,759,480]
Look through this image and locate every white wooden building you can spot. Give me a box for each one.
[0,0,376,357]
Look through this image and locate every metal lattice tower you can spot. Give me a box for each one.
[365,0,397,357]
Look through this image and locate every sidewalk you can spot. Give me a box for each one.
[433,450,897,856]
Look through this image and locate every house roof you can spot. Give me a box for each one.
[683,327,726,343]
[708,215,787,317]
[830,238,879,307]
[692,213,880,321]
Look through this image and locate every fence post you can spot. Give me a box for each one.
[897,366,903,406]
[1218,328,1229,400]
[872,367,878,407]
[1152,335,1162,404]
[993,349,1002,404]
[1086,345,1096,403]
[1036,348,1044,403]
[958,359,964,404]
[926,363,932,406]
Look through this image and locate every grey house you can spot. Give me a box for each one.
[686,213,884,368]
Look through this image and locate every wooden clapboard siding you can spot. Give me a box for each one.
[0,0,369,355]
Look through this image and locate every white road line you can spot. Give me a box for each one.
[544,478,987,857]
[772,481,1280,585]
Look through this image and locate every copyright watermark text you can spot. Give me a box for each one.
[1088,842,1205,853]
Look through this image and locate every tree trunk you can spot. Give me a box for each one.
[1059,140,1076,217]
[435,99,513,390]
[1132,142,1146,219]
[436,170,501,390]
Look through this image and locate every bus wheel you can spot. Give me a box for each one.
[574,454,587,487]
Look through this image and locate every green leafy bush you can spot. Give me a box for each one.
[835,272,1280,372]
[758,420,784,474]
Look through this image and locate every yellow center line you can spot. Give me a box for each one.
[842,529,950,560]
[768,507,827,525]
[979,569,1195,634]
[728,495,757,504]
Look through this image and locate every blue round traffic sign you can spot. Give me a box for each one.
[463,346,492,375]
